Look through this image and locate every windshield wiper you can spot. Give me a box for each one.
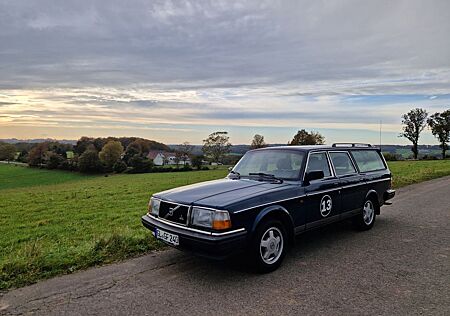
[248,172,283,183]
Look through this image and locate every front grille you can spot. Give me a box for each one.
[158,201,190,225]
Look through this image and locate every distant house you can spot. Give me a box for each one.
[147,151,165,166]
[147,151,191,166]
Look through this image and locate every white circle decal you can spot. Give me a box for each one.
[320,195,332,217]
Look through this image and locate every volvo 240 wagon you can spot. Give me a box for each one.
[142,143,395,272]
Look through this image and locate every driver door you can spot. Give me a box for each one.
[303,152,342,229]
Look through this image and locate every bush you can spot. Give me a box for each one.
[78,150,103,173]
[113,161,128,173]
[128,155,153,173]
[422,154,438,160]
[383,152,400,161]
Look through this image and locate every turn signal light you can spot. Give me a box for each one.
[212,219,232,230]
[212,210,232,230]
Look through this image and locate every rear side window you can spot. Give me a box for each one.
[306,152,331,177]
[329,152,356,176]
[351,150,386,172]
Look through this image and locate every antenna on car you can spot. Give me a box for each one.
[379,120,382,151]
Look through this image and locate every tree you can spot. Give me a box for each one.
[427,110,450,159]
[28,143,49,167]
[174,151,182,168]
[78,149,102,173]
[202,131,232,163]
[46,152,64,169]
[99,140,124,170]
[250,134,267,149]
[288,129,325,145]
[74,137,94,155]
[399,108,428,159]
[178,141,194,165]
[0,143,16,162]
[191,155,204,170]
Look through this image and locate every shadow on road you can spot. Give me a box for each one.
[173,216,392,279]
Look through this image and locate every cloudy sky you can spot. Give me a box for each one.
[0,0,449,144]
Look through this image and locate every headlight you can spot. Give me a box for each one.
[191,207,231,230]
[148,197,160,216]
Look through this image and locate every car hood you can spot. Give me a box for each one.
[154,178,292,208]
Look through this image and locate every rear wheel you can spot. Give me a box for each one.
[353,198,376,230]
[249,220,287,273]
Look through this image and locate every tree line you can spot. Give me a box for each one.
[0,108,448,171]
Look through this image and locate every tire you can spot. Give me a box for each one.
[249,219,287,273]
[353,198,377,231]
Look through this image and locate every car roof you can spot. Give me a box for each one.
[250,145,380,153]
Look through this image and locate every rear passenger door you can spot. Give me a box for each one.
[303,152,341,229]
[328,151,366,215]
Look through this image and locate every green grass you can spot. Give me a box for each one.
[0,167,228,290]
[0,160,449,290]
[388,160,450,188]
[0,164,94,190]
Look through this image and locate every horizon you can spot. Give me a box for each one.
[0,137,444,148]
[1,1,449,145]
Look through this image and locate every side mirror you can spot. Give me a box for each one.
[228,166,233,171]
[304,170,325,185]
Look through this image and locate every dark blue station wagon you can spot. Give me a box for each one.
[142,143,395,272]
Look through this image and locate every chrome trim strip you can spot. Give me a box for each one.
[211,228,245,236]
[148,214,245,236]
[340,182,363,189]
[154,215,209,234]
[306,187,340,196]
[152,197,191,208]
[233,195,306,213]
[191,205,225,212]
[366,178,391,184]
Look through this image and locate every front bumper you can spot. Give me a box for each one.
[141,214,248,260]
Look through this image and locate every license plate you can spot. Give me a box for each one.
[155,228,179,246]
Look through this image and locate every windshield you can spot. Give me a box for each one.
[232,150,305,180]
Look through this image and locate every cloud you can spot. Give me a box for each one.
[0,0,449,143]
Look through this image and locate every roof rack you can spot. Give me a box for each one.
[332,143,373,147]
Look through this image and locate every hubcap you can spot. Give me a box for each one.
[363,200,375,225]
[260,227,283,264]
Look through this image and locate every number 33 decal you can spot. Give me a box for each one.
[320,195,332,217]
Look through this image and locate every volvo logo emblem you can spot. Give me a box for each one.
[167,205,180,217]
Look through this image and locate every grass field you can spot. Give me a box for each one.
[1,160,450,290]
[0,163,94,190]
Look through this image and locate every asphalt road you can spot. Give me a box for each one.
[1,176,449,316]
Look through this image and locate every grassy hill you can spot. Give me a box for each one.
[1,161,449,290]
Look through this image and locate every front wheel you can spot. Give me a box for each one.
[249,220,287,273]
[353,198,376,230]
